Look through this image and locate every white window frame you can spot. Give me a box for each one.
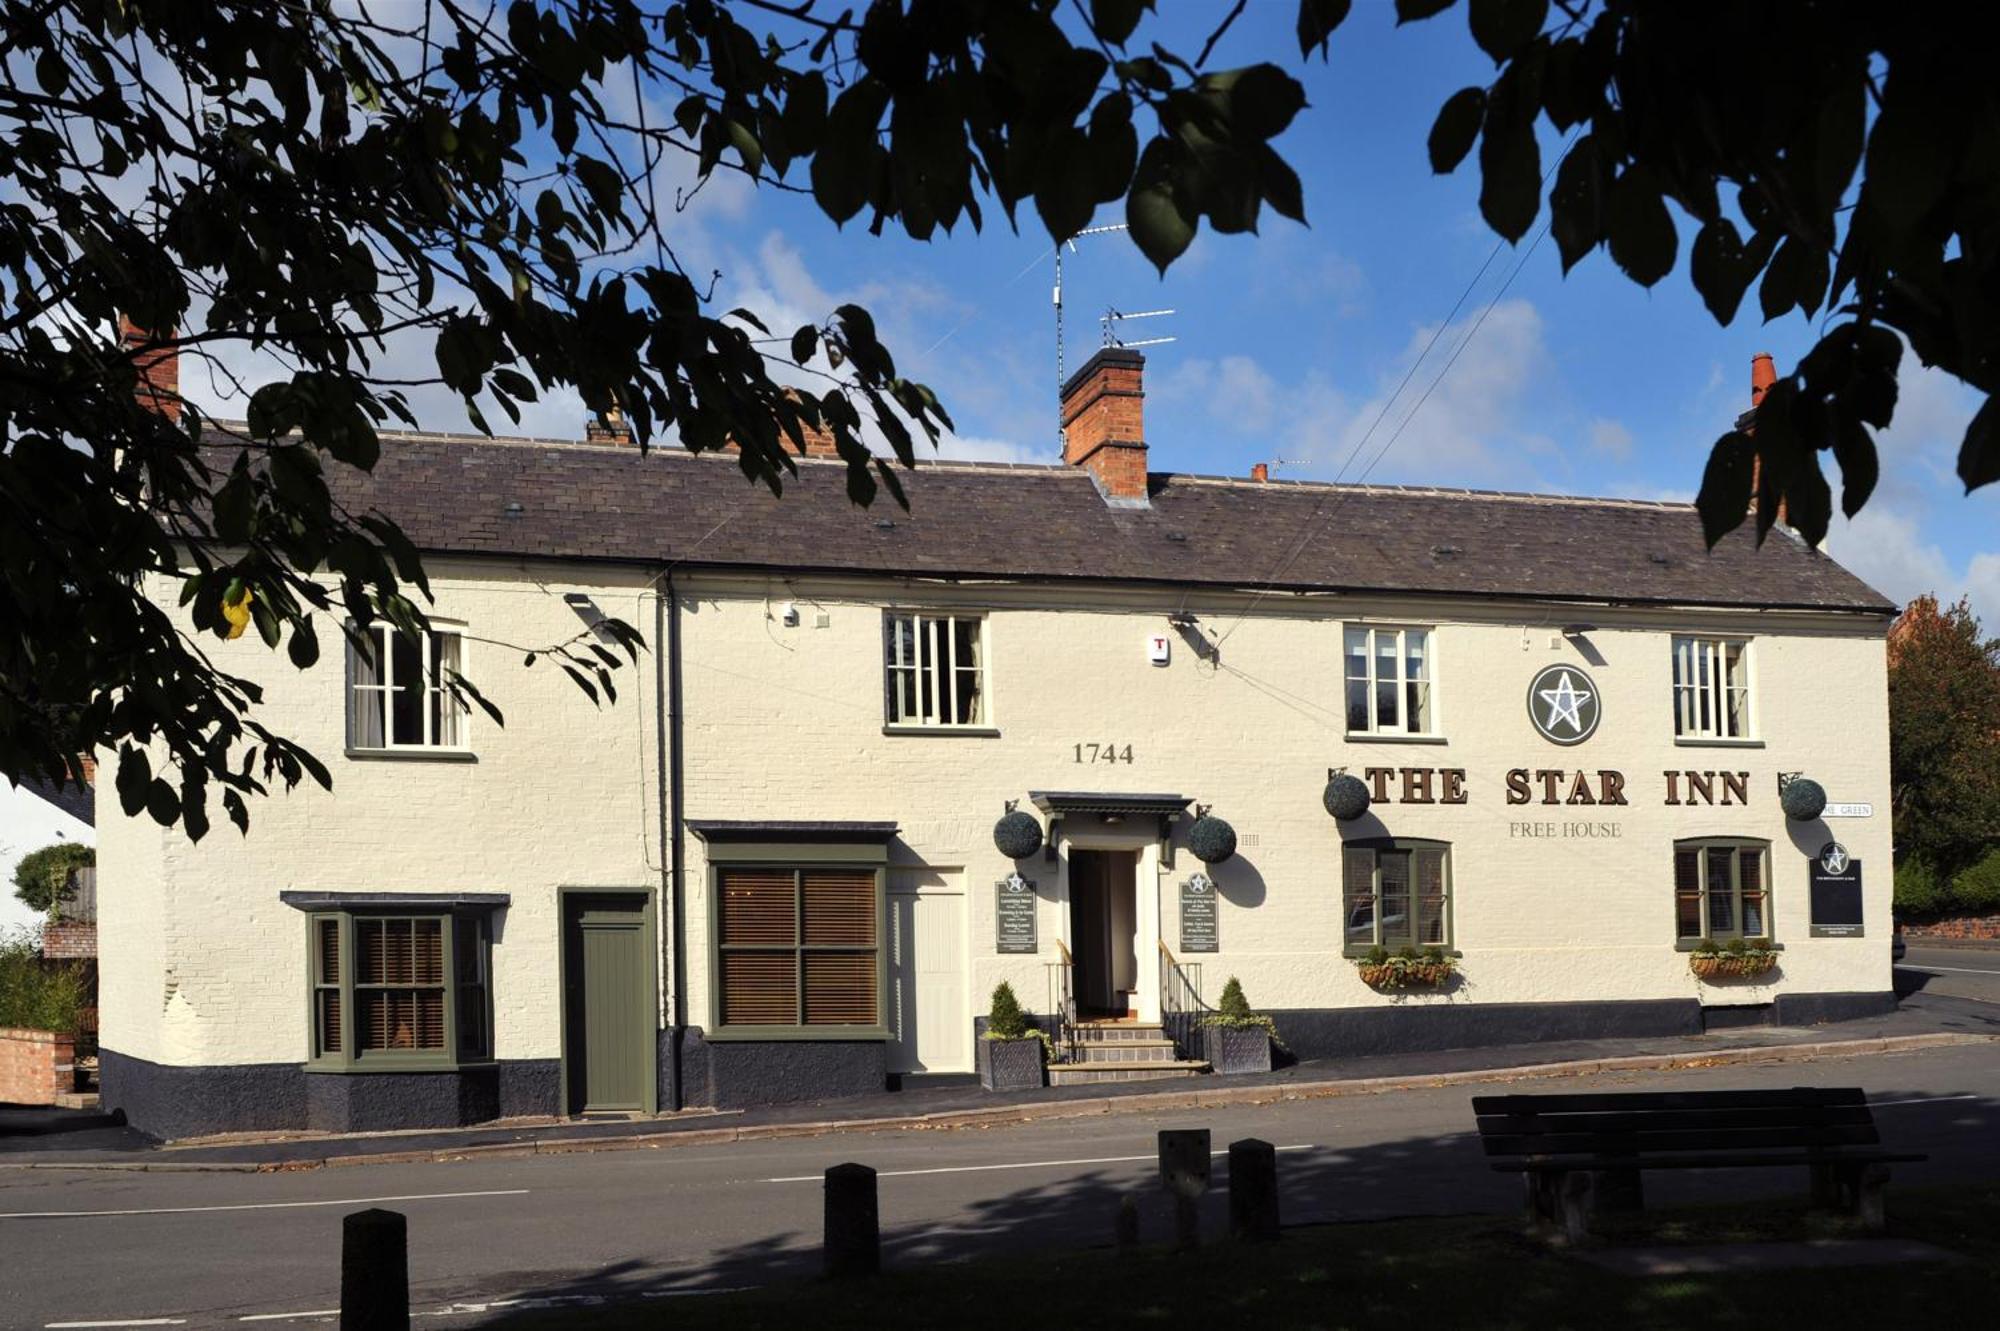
[346,622,470,752]
[883,611,991,731]
[1671,635,1754,742]
[1343,624,1439,738]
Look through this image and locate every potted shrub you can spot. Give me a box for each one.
[1689,937,1780,980]
[1202,977,1278,1074]
[976,981,1047,1091]
[1354,944,1458,990]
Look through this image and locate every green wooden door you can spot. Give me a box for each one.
[563,895,652,1114]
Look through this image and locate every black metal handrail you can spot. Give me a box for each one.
[1044,939,1077,1063]
[1158,941,1213,1061]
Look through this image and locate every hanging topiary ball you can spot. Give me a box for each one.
[1187,814,1237,865]
[993,809,1044,859]
[1324,773,1371,821]
[1781,777,1828,821]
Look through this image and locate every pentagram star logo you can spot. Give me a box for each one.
[1526,664,1602,745]
[1820,842,1850,875]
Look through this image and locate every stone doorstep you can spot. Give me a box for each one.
[1072,1023,1170,1043]
[1047,1060,1209,1085]
[1578,1239,1967,1276]
[1072,1040,1180,1064]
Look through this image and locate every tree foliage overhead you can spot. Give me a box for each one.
[0,0,1318,838]
[1406,0,2000,550]
[1888,595,2000,874]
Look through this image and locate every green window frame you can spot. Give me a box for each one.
[307,911,493,1071]
[1674,839,1771,943]
[1341,839,1452,955]
[708,862,889,1040]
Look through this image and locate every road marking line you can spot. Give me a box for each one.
[762,1144,1316,1183]
[1896,962,2000,975]
[2,1189,528,1220]
[1871,1094,1979,1107]
[46,1321,189,1328]
[236,1313,337,1323]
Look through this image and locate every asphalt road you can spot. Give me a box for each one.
[1897,944,2000,1007]
[2,1040,1997,1329]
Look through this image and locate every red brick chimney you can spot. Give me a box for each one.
[1060,347,1149,503]
[713,392,842,458]
[1746,351,1785,526]
[585,407,633,446]
[1250,462,1269,482]
[119,314,180,421]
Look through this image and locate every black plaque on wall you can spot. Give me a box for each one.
[1179,876,1219,953]
[1809,842,1864,938]
[995,876,1038,954]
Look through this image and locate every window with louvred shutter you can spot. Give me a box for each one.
[715,866,882,1032]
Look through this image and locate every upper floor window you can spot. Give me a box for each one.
[347,624,467,751]
[1341,839,1452,954]
[1345,626,1434,736]
[1672,636,1751,740]
[884,612,986,729]
[1674,839,1770,942]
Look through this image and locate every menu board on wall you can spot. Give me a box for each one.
[1809,843,1865,938]
[1179,877,1219,953]
[995,876,1038,954]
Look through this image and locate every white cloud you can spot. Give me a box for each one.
[1587,418,1635,460]
[1823,502,2000,629]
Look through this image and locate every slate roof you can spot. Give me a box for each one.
[20,777,93,827]
[206,428,1896,615]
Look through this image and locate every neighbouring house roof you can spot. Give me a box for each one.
[21,777,93,828]
[202,427,1897,615]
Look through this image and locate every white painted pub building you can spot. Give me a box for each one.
[97,349,1898,1138]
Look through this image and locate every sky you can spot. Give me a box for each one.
[168,1,2000,629]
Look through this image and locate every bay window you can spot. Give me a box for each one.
[1342,839,1452,954]
[309,911,492,1067]
[1674,839,1771,942]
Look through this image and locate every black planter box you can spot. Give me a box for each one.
[1204,1025,1273,1076]
[977,1036,1045,1091]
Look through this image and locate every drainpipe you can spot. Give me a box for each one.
[661,567,689,1109]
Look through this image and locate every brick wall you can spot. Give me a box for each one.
[1903,915,2000,941]
[41,922,96,959]
[0,1028,76,1105]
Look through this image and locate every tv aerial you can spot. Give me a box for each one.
[1052,222,1177,446]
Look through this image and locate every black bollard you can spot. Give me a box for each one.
[340,1208,409,1331]
[824,1162,880,1278]
[1159,1129,1211,1250]
[1228,1138,1280,1242]
[1114,1193,1140,1251]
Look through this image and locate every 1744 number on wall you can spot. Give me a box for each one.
[1073,742,1134,764]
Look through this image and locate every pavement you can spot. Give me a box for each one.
[2,1035,1996,1329]
[6,978,1998,1171]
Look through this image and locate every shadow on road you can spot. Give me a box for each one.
[466,1084,1998,1323]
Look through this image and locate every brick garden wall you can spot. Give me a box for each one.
[1902,915,2000,941]
[0,1028,76,1105]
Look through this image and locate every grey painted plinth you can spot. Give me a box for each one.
[977,1036,1045,1091]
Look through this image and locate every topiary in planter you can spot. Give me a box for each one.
[1781,777,1827,822]
[993,809,1044,860]
[979,980,1046,1091]
[1323,773,1371,821]
[1201,976,1277,1074]
[1187,814,1237,865]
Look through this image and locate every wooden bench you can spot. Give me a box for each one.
[1471,1087,1926,1242]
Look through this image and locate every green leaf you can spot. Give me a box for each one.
[1090,0,1149,46]
[1257,147,1306,224]
[1864,96,1953,239]
[1296,0,1352,58]
[1428,88,1485,174]
[1477,118,1539,243]
[1785,452,1833,547]
[1960,396,2000,494]
[1829,414,1879,518]
[1547,133,1603,273]
[1395,0,1458,20]
[1128,144,1196,274]
[1606,167,1676,288]
[1690,219,1753,325]
[1468,0,1547,63]
[791,324,819,364]
[1696,431,1755,548]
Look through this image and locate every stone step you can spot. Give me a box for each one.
[1071,1022,1168,1043]
[1047,1061,1208,1086]
[1072,1039,1181,1065]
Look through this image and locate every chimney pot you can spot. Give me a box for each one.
[119,315,180,422]
[1059,347,1149,504]
[1746,353,1787,528]
[1251,463,1269,483]
[1750,351,1777,407]
[585,406,633,446]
